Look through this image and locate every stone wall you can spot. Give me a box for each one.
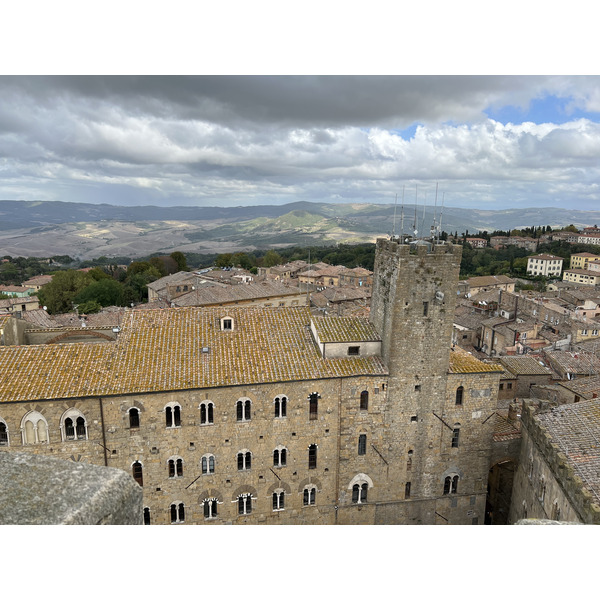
[508,402,600,524]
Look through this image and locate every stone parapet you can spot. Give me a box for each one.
[0,451,142,524]
[521,402,600,524]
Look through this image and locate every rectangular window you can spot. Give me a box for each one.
[423,301,429,317]
[358,434,367,455]
[507,383,512,390]
[309,393,319,421]
[499,383,504,390]
[348,346,360,356]
[451,428,460,448]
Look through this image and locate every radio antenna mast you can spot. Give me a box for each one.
[413,184,418,238]
[439,191,446,242]
[392,193,398,238]
[400,185,405,243]
[431,182,439,242]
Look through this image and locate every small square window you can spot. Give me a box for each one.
[222,319,233,330]
[507,383,513,390]
[410,415,418,423]
[415,385,421,391]
[348,346,360,356]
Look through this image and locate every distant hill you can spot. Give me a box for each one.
[1,200,600,259]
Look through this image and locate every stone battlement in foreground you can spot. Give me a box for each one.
[0,451,142,525]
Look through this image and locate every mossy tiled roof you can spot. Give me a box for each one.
[0,306,387,403]
[448,346,504,374]
[312,316,381,343]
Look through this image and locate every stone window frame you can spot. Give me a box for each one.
[303,485,317,506]
[455,386,464,406]
[443,474,459,495]
[164,402,182,428]
[127,407,141,429]
[451,424,461,448]
[202,497,219,520]
[59,407,88,442]
[274,394,287,418]
[236,493,253,515]
[201,453,216,474]
[167,455,184,478]
[308,443,318,469]
[170,502,185,523]
[273,445,288,467]
[199,401,214,425]
[236,397,252,422]
[348,473,373,504]
[237,449,252,471]
[132,460,144,486]
[272,488,286,511]
[360,390,369,411]
[143,507,151,525]
[21,410,49,445]
[358,433,367,456]
[0,417,10,446]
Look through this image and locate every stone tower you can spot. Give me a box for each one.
[369,239,473,523]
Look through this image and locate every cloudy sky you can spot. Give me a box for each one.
[2,75,600,210]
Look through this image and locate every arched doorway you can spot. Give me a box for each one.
[486,459,516,525]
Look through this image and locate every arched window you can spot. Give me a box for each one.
[405,482,411,498]
[360,390,369,411]
[308,444,317,469]
[303,485,316,506]
[203,498,218,519]
[309,392,319,421]
[455,386,464,406]
[170,502,185,523]
[539,477,546,502]
[129,407,140,429]
[132,461,143,486]
[143,507,151,525]
[272,490,285,511]
[200,402,214,425]
[60,408,88,441]
[352,483,368,504]
[236,398,251,422]
[202,454,215,474]
[21,411,49,445]
[443,475,459,495]
[0,419,9,446]
[237,450,252,471]
[273,446,287,467]
[451,424,460,448]
[168,457,184,478]
[358,434,367,455]
[274,395,287,418]
[165,403,181,428]
[237,493,252,515]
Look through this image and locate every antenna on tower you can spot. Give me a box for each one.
[439,191,446,243]
[400,185,405,243]
[413,184,418,238]
[392,193,398,239]
[431,182,439,242]
[420,190,428,239]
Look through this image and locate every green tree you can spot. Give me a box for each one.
[74,278,125,308]
[38,270,93,314]
[215,253,233,268]
[170,251,188,272]
[77,300,102,314]
[262,249,283,268]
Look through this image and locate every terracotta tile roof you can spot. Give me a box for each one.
[492,410,521,440]
[558,375,600,399]
[466,275,515,287]
[448,346,504,374]
[312,316,380,343]
[545,350,600,375]
[536,400,600,504]
[172,281,302,307]
[21,309,57,328]
[0,306,387,403]
[500,356,552,376]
